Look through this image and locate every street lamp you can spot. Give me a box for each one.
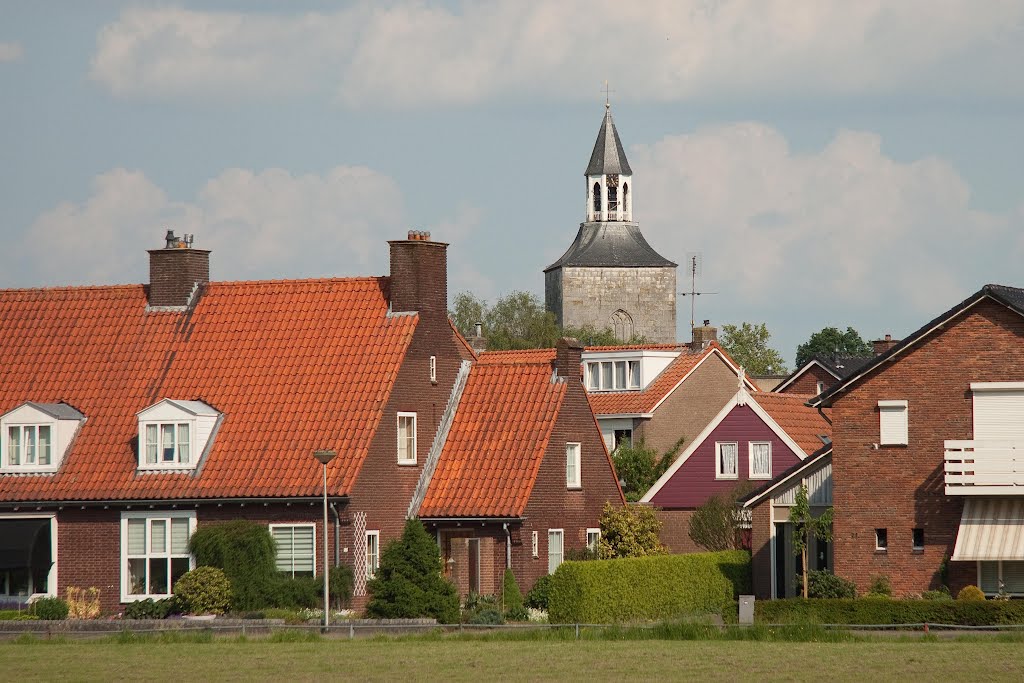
[313,449,337,630]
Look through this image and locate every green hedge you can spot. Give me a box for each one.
[757,599,1024,626]
[548,550,750,624]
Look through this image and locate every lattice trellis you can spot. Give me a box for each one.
[353,511,368,596]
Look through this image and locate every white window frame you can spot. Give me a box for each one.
[586,528,601,554]
[566,442,582,489]
[531,531,539,558]
[627,361,641,389]
[397,412,417,465]
[140,421,194,470]
[748,442,772,480]
[586,360,642,391]
[3,423,55,472]
[269,523,316,578]
[878,400,908,446]
[875,528,888,551]
[0,513,58,602]
[366,530,380,578]
[429,355,437,383]
[120,511,196,602]
[548,529,564,575]
[715,442,739,480]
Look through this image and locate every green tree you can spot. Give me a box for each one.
[789,484,834,599]
[612,439,680,502]
[598,502,667,559]
[719,322,787,375]
[687,482,755,551]
[794,326,873,368]
[366,518,459,623]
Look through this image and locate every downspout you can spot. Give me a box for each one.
[503,523,512,569]
[817,406,832,425]
[330,502,341,567]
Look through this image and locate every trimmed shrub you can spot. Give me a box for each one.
[268,575,320,609]
[502,569,527,621]
[548,550,750,624]
[174,566,232,615]
[123,597,181,620]
[957,585,986,601]
[756,598,1024,625]
[0,610,37,621]
[188,521,277,610]
[31,596,69,621]
[922,588,953,601]
[525,574,553,611]
[598,503,666,559]
[366,518,459,623]
[317,564,355,609]
[806,570,857,599]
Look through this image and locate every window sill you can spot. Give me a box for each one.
[397,461,418,467]
[715,476,739,481]
[749,475,772,480]
[874,549,888,555]
[1,466,60,474]
[567,486,583,491]
[912,548,925,554]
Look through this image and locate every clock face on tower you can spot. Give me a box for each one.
[607,174,619,188]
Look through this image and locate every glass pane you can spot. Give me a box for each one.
[601,363,612,390]
[177,424,190,464]
[588,364,600,389]
[980,561,999,593]
[25,426,36,464]
[271,527,291,572]
[170,518,190,554]
[38,426,51,466]
[170,557,190,590]
[9,568,30,596]
[8,426,20,465]
[614,362,626,389]
[127,518,146,555]
[145,424,158,464]
[149,558,169,595]
[161,424,175,462]
[721,444,737,475]
[1002,561,1024,594]
[128,558,146,595]
[150,519,167,554]
[628,361,640,388]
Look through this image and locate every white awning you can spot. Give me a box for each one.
[952,499,1024,561]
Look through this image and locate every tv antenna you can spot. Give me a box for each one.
[679,252,717,340]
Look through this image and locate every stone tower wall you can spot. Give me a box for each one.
[555,266,676,343]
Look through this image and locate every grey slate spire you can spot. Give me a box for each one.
[585,105,632,176]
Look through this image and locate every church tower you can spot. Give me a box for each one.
[544,104,677,343]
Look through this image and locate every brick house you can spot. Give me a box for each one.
[0,230,620,613]
[774,356,873,397]
[748,284,1024,598]
[640,385,831,553]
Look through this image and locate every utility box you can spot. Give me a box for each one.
[738,595,755,625]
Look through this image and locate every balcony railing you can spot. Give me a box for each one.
[944,440,1024,494]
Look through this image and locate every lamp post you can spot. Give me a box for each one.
[313,449,337,631]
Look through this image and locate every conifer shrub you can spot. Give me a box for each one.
[365,518,459,623]
[502,568,527,621]
[189,521,277,610]
[525,574,553,611]
[957,585,986,601]
[174,566,232,615]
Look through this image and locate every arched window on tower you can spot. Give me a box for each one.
[611,309,634,342]
[622,183,629,219]
[592,182,601,217]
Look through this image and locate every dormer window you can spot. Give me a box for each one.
[1,402,85,473]
[586,360,641,391]
[137,399,220,472]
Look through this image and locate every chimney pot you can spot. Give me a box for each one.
[388,233,449,320]
[148,231,210,308]
[474,322,483,338]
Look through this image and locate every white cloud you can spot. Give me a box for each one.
[0,41,23,63]
[91,1,1024,106]
[632,123,1024,348]
[16,165,408,286]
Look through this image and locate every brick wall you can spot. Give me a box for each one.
[655,509,703,553]
[147,248,210,307]
[831,299,1024,596]
[750,502,772,599]
[779,365,835,396]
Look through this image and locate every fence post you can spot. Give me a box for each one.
[349,623,354,640]
[575,624,579,640]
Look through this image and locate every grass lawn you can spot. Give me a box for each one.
[4,636,1024,682]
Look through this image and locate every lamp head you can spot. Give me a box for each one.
[313,449,337,465]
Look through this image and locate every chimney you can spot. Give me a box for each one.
[388,231,448,322]
[872,334,899,356]
[554,337,584,379]
[148,230,210,308]
[469,321,488,354]
[690,320,718,352]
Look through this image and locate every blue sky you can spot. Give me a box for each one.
[2,1,1024,366]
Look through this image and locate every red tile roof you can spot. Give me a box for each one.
[0,278,416,502]
[584,343,683,352]
[477,349,556,365]
[419,360,567,518]
[753,393,832,456]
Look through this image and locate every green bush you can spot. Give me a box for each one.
[806,570,857,599]
[31,597,69,621]
[123,597,181,620]
[188,521,277,611]
[268,575,320,609]
[317,564,355,609]
[957,585,986,601]
[598,503,666,559]
[502,569,527,621]
[868,575,893,597]
[756,598,1024,625]
[366,518,459,623]
[548,550,750,624]
[922,587,952,601]
[463,593,504,625]
[0,610,38,621]
[525,575,553,611]
[174,566,232,615]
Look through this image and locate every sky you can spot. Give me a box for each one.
[2,0,1023,367]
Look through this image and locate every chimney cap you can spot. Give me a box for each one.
[163,229,194,249]
[406,230,432,241]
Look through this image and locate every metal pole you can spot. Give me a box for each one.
[323,462,330,631]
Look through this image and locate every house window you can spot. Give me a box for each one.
[121,512,195,601]
[912,528,924,551]
[586,360,641,391]
[548,529,564,574]
[429,355,437,383]
[586,528,601,554]
[143,422,191,466]
[613,429,632,451]
[979,561,1024,595]
[815,381,825,395]
[715,442,738,479]
[0,516,55,600]
[397,413,417,465]
[532,531,539,558]
[270,524,315,577]
[628,361,640,388]
[566,443,581,488]
[749,442,772,479]
[6,425,52,468]
[875,528,888,551]
[878,400,908,446]
[366,530,380,578]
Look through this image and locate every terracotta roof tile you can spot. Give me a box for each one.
[420,361,566,518]
[587,344,722,415]
[477,349,556,365]
[753,392,832,455]
[0,278,415,502]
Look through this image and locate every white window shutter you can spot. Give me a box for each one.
[878,401,908,445]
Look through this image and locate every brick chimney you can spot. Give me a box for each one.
[469,321,488,354]
[148,230,210,308]
[554,337,584,379]
[388,231,448,321]
[872,334,899,356]
[690,320,718,352]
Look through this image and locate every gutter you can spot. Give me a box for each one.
[2,495,350,509]
[420,517,523,524]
